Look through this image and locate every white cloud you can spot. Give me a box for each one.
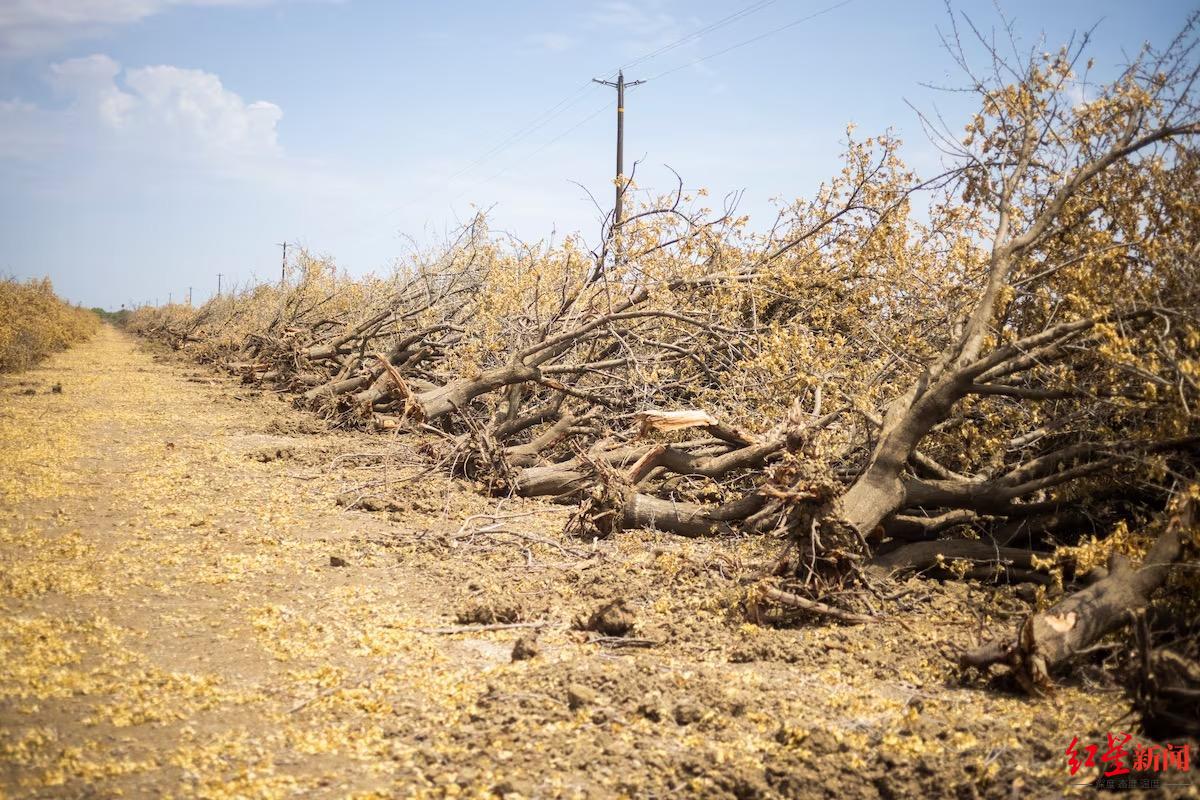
[0,0,287,58]
[1,53,282,170]
[48,53,135,126]
[123,64,282,156]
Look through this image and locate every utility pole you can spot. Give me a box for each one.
[217,273,223,297]
[187,287,192,306]
[168,292,172,305]
[593,70,644,264]
[277,241,288,284]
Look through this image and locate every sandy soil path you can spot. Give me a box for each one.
[0,327,467,797]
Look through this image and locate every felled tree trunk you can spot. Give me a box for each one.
[360,363,541,423]
[417,364,543,420]
[512,463,591,498]
[962,498,1194,693]
[867,539,1050,584]
[615,491,767,537]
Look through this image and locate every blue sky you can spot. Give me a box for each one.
[0,0,1194,309]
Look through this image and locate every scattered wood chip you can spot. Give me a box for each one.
[633,409,719,436]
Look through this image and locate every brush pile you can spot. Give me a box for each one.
[130,25,1200,707]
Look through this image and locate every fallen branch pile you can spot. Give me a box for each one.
[131,18,1200,702]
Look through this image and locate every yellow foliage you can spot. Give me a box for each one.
[0,278,98,373]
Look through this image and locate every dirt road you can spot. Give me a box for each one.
[0,328,1157,798]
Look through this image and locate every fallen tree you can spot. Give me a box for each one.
[963,494,1196,694]
[128,12,1200,644]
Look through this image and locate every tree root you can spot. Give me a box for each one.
[748,583,877,625]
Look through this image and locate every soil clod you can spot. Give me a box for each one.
[577,598,635,637]
[511,634,539,661]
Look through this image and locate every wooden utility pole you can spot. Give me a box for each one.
[217,273,223,297]
[593,70,644,262]
[277,241,288,284]
[187,287,192,306]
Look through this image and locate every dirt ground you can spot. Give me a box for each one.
[0,326,1191,799]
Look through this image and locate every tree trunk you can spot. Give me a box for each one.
[962,498,1193,693]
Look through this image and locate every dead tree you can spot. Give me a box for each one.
[758,18,1200,601]
[128,14,1200,634]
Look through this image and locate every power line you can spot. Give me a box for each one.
[454,0,784,184]
[444,0,851,201]
[325,0,852,248]
[645,0,853,82]
[452,100,611,201]
[445,81,602,184]
[331,0,795,238]
[619,0,782,72]
[451,0,784,187]
[319,84,604,243]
